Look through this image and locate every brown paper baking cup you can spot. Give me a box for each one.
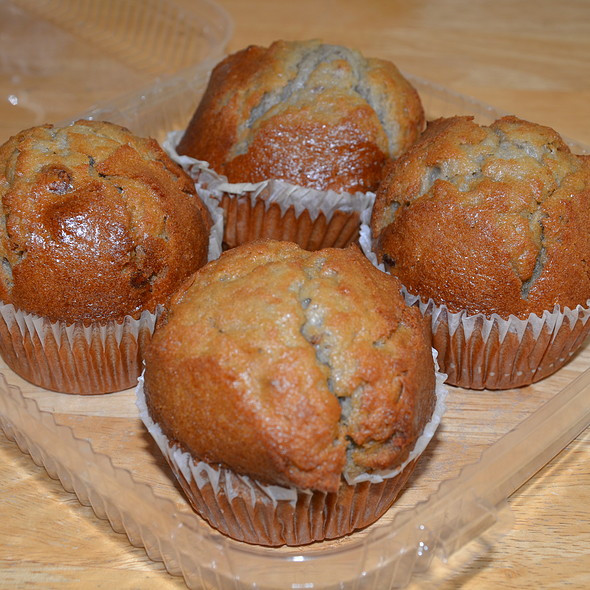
[413,297,590,389]
[0,303,161,394]
[170,454,417,547]
[136,364,447,546]
[217,191,362,251]
[165,131,374,251]
[358,223,590,390]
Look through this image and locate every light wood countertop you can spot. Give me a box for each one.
[0,0,589,588]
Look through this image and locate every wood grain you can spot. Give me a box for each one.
[0,0,589,588]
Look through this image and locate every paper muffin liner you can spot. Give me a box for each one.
[409,296,590,389]
[359,222,590,390]
[0,303,162,394]
[165,130,375,251]
[0,195,224,395]
[136,360,447,547]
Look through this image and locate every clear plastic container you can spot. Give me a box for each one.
[0,3,589,588]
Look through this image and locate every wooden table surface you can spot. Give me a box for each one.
[0,0,589,588]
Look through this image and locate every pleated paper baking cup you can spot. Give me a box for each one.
[165,131,375,251]
[408,296,590,389]
[0,303,162,394]
[359,222,590,390]
[136,363,447,547]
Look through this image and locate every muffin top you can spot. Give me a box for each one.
[0,120,211,323]
[177,39,425,193]
[143,240,436,493]
[371,115,590,318]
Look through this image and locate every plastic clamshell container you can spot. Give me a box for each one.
[1,3,590,588]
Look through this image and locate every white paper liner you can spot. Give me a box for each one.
[164,130,375,251]
[0,302,160,347]
[136,353,447,506]
[0,302,162,393]
[359,222,590,388]
[199,189,224,262]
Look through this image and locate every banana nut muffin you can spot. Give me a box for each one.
[370,115,590,388]
[177,39,425,194]
[0,119,211,322]
[141,240,442,545]
[0,119,212,393]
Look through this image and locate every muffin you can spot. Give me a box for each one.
[170,39,424,250]
[139,239,446,546]
[0,119,213,394]
[370,115,590,389]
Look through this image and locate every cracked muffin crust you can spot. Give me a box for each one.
[0,119,212,323]
[371,115,590,319]
[143,240,436,493]
[176,39,425,194]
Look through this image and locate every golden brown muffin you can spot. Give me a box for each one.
[371,115,590,319]
[177,39,425,194]
[0,119,211,323]
[0,119,212,393]
[144,240,436,493]
[370,115,590,389]
[141,240,442,544]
